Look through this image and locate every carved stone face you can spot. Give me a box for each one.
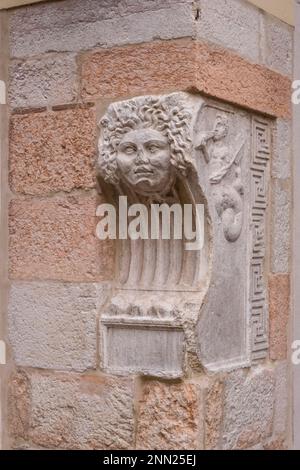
[116,128,174,195]
[213,121,228,141]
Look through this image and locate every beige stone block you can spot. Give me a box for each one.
[9,54,78,109]
[262,14,293,76]
[271,180,291,273]
[273,361,289,437]
[8,282,109,371]
[9,0,194,58]
[272,119,292,180]
[9,371,135,450]
[196,0,261,62]
[223,367,275,449]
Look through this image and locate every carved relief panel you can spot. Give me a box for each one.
[97,92,271,376]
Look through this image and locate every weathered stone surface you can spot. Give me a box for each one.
[9,54,78,109]
[9,107,96,195]
[9,0,193,58]
[8,371,30,442]
[269,275,290,360]
[273,362,288,437]
[272,119,292,180]
[9,193,115,282]
[103,326,184,378]
[81,40,193,100]
[263,438,288,450]
[8,282,109,371]
[204,379,224,450]
[271,180,291,273]
[262,14,293,76]
[196,106,260,367]
[9,371,134,449]
[196,0,260,62]
[136,381,203,450]
[98,93,254,370]
[81,39,291,118]
[223,367,275,449]
[10,0,184,31]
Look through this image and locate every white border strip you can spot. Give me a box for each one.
[0,0,48,9]
[0,80,6,105]
[247,0,294,25]
[293,0,300,450]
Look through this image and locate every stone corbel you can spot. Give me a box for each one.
[96,92,270,375]
[97,92,212,377]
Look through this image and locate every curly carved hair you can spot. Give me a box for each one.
[98,94,193,185]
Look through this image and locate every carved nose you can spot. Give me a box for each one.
[136,148,149,163]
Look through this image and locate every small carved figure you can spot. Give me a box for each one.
[196,114,245,242]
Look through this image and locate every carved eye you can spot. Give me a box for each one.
[122,145,136,155]
[148,144,160,154]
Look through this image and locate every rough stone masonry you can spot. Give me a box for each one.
[1,0,293,450]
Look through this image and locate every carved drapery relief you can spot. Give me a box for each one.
[97,93,271,376]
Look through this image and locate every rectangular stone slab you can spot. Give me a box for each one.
[102,324,184,377]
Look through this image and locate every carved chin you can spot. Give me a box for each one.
[121,174,173,195]
[132,178,166,194]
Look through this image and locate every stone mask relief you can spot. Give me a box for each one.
[97,93,271,376]
[116,128,174,197]
[99,94,193,198]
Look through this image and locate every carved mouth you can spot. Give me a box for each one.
[134,167,154,175]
